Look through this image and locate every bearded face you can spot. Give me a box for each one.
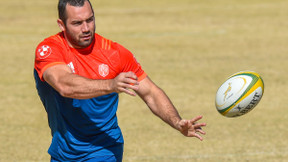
[58,1,96,49]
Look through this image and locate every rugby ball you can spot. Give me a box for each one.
[215,71,264,117]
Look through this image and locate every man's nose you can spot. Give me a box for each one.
[82,22,89,32]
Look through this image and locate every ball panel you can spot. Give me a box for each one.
[224,87,263,117]
[215,75,252,111]
[215,71,264,117]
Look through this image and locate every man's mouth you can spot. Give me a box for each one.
[81,34,91,41]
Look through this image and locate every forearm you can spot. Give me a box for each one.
[143,87,182,130]
[60,74,113,99]
[137,77,206,139]
[46,72,113,99]
[43,65,140,99]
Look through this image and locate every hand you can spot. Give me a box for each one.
[176,115,206,141]
[111,72,140,96]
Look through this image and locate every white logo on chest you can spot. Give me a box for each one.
[99,64,109,77]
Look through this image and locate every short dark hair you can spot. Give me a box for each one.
[58,0,93,24]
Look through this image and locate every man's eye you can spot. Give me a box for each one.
[73,22,82,25]
[87,18,94,23]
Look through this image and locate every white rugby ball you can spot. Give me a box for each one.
[215,71,264,117]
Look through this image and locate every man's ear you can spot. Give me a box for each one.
[57,19,65,32]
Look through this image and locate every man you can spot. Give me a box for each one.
[34,0,206,161]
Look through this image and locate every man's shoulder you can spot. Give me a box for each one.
[35,32,68,60]
[38,32,66,47]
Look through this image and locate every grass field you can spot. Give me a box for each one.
[1,0,288,161]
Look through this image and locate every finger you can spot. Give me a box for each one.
[120,82,139,92]
[118,79,139,89]
[194,133,204,141]
[190,115,203,123]
[123,77,139,86]
[127,84,139,91]
[193,123,207,129]
[195,128,206,135]
[125,72,138,81]
[128,79,140,86]
[121,87,137,96]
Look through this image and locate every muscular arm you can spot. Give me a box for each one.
[136,77,182,129]
[43,64,206,139]
[43,64,139,99]
[136,77,206,140]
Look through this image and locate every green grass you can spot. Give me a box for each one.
[1,0,288,161]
